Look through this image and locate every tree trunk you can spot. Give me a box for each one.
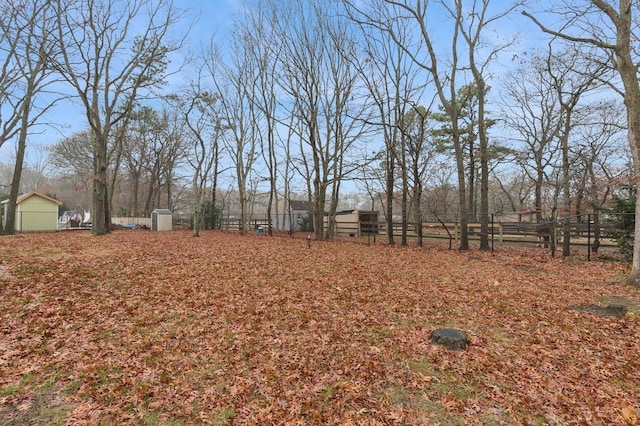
[400,135,408,246]
[386,151,395,245]
[92,132,109,236]
[454,142,469,250]
[628,127,640,286]
[478,93,489,250]
[5,131,27,235]
[4,88,34,235]
[192,188,201,237]
[414,180,423,247]
[562,113,572,257]
[618,17,640,286]
[313,180,326,239]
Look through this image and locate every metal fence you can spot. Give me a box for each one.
[167,212,630,260]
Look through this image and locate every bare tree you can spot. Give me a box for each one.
[573,100,626,213]
[543,48,610,256]
[523,0,640,283]
[273,1,323,238]
[172,83,222,237]
[273,0,366,240]
[346,0,425,245]
[345,0,472,249]
[501,52,563,224]
[449,0,522,250]
[238,4,281,234]
[398,105,437,246]
[206,38,259,235]
[0,0,61,234]
[50,0,181,235]
[323,15,371,240]
[491,170,535,216]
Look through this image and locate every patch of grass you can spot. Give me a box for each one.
[425,319,461,329]
[12,263,48,278]
[0,373,73,425]
[393,269,412,278]
[62,380,82,395]
[67,265,97,284]
[384,385,459,424]
[598,295,640,314]
[483,327,512,346]
[314,381,336,412]
[212,406,236,425]
[0,382,22,397]
[0,372,38,396]
[437,275,455,284]
[407,357,438,378]
[24,395,71,426]
[406,357,485,406]
[141,410,186,425]
[367,326,391,341]
[492,302,516,314]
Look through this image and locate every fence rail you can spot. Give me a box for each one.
[221,218,272,232]
[154,212,627,259]
[376,220,615,247]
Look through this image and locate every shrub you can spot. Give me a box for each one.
[604,189,635,261]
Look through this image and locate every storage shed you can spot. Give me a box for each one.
[1,192,63,232]
[325,210,380,237]
[151,209,173,231]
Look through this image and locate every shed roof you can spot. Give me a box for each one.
[288,200,313,211]
[1,191,63,206]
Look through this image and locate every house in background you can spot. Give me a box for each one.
[1,192,63,232]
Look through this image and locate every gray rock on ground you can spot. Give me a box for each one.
[430,328,469,351]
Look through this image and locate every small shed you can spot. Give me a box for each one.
[1,192,63,232]
[151,209,173,231]
[287,199,314,232]
[325,210,380,237]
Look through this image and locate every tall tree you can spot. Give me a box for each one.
[0,0,61,234]
[322,13,370,240]
[239,3,281,234]
[346,0,470,249]
[49,131,94,214]
[398,105,436,246]
[544,48,609,256]
[450,0,521,250]
[431,85,486,222]
[346,1,425,245]
[275,0,365,240]
[501,53,563,224]
[208,37,259,235]
[50,0,179,235]
[177,87,222,238]
[523,1,640,284]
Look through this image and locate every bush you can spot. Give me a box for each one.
[202,201,221,230]
[605,189,635,261]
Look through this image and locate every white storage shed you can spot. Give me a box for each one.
[151,209,173,231]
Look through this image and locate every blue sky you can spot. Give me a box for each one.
[0,0,551,169]
[0,1,240,164]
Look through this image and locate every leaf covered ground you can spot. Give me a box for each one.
[0,231,639,425]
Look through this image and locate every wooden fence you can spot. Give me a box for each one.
[221,218,272,232]
[219,215,618,254]
[377,221,617,249]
